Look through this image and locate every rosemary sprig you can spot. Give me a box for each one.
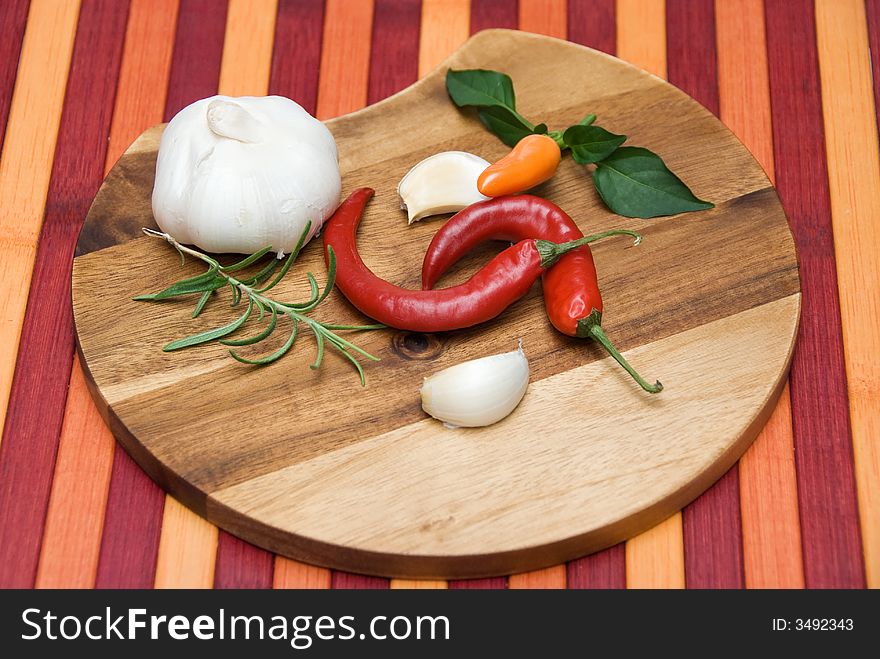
[134,224,384,385]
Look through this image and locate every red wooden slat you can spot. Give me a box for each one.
[0,0,129,588]
[269,0,324,112]
[164,0,227,120]
[96,0,228,588]
[764,0,865,589]
[666,0,744,589]
[471,0,517,32]
[449,577,508,589]
[331,571,390,589]
[213,536,274,589]
[567,543,625,589]
[566,0,614,54]
[367,0,421,105]
[867,0,880,134]
[95,451,164,587]
[666,0,719,114]
[683,468,743,588]
[0,0,30,151]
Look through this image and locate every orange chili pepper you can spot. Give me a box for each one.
[477,133,562,197]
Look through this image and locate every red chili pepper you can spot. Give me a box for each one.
[322,188,632,335]
[421,195,662,393]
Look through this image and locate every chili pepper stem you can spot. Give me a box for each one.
[535,229,642,268]
[577,310,663,394]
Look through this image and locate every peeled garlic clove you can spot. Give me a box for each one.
[398,151,491,224]
[420,342,529,428]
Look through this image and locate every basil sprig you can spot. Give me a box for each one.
[446,68,713,218]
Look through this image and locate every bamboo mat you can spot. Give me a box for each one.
[0,0,877,590]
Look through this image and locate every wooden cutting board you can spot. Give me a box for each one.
[71,29,800,578]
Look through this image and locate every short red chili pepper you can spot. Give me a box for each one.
[421,195,662,393]
[323,188,633,335]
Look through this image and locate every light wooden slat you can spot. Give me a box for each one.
[316,0,374,119]
[626,513,685,588]
[616,0,665,78]
[273,556,332,588]
[35,357,114,588]
[715,0,803,589]
[814,0,880,588]
[508,565,567,589]
[106,0,179,168]
[154,0,278,588]
[418,0,470,78]
[715,0,774,178]
[390,579,449,589]
[154,497,217,588]
[616,0,683,588]
[519,0,567,38]
[738,384,803,587]
[219,0,278,97]
[0,0,81,441]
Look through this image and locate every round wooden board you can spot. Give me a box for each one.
[72,30,800,578]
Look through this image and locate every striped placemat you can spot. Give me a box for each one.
[0,0,876,589]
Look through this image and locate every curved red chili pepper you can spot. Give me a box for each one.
[323,188,545,333]
[421,195,662,393]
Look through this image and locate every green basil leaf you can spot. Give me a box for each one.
[478,106,535,147]
[563,124,627,164]
[446,69,518,110]
[593,147,714,218]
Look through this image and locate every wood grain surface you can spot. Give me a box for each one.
[716,0,804,590]
[563,0,622,590]
[614,0,685,591]
[0,0,30,153]
[33,2,130,588]
[3,0,873,590]
[765,0,865,589]
[814,0,880,587]
[0,0,123,589]
[70,30,799,578]
[264,0,335,592]
[0,0,80,439]
[668,0,745,590]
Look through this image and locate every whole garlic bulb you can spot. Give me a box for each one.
[152,95,342,256]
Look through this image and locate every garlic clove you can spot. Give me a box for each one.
[206,99,266,143]
[420,342,529,428]
[397,151,491,223]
